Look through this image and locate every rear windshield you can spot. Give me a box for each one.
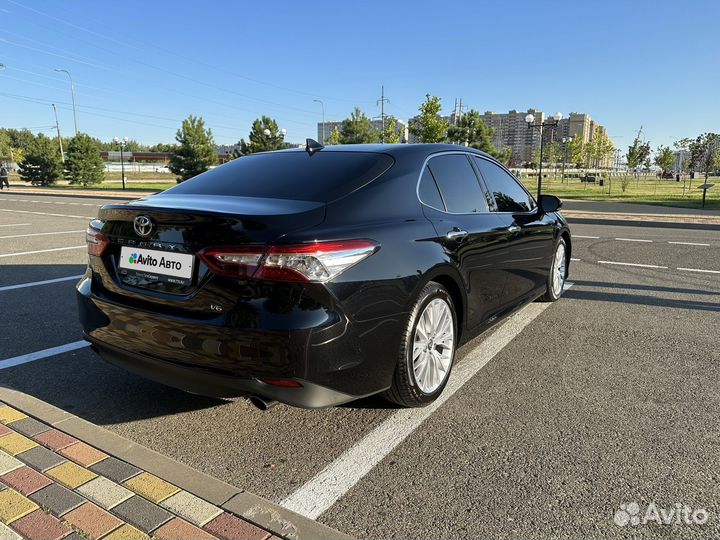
[166,151,394,203]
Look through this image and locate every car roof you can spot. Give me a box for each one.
[270,143,496,161]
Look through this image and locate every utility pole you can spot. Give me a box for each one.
[376,86,390,143]
[55,69,78,135]
[51,104,65,162]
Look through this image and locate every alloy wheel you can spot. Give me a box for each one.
[412,298,454,394]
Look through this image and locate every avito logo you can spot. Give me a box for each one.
[128,253,139,264]
[128,252,183,271]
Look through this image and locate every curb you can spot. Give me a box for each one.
[566,216,720,231]
[3,187,149,201]
[0,384,352,540]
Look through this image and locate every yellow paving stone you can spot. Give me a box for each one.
[0,489,39,524]
[0,432,38,456]
[100,523,150,540]
[45,460,97,489]
[123,472,179,503]
[0,407,27,425]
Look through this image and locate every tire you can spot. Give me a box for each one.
[382,282,457,407]
[539,237,567,302]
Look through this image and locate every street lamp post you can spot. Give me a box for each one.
[526,112,562,198]
[313,99,325,143]
[113,137,128,190]
[54,69,78,135]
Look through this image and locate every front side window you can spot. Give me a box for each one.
[473,157,536,213]
[426,154,488,214]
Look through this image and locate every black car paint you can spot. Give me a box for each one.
[77,144,570,408]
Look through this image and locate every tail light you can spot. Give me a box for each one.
[199,240,379,282]
[86,221,109,257]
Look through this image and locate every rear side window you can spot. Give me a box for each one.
[473,157,536,213]
[418,166,445,210]
[427,154,488,213]
[167,151,394,203]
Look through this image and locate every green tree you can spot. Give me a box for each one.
[18,134,63,186]
[566,136,585,168]
[325,126,341,145]
[148,143,178,153]
[409,94,448,143]
[591,128,614,168]
[446,110,505,160]
[379,116,403,144]
[0,131,12,159]
[65,133,105,186]
[339,107,377,144]
[239,116,286,154]
[626,136,651,173]
[169,115,217,182]
[654,145,675,177]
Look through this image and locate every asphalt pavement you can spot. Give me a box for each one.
[1,192,719,539]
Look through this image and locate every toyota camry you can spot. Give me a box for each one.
[77,142,571,409]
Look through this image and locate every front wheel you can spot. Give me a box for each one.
[539,238,567,302]
[382,282,457,407]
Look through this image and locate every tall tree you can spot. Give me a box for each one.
[446,109,502,157]
[409,95,448,143]
[169,115,217,182]
[325,126,341,145]
[65,133,105,186]
[379,116,403,144]
[18,134,63,186]
[626,136,651,174]
[340,107,377,144]
[239,116,286,154]
[566,136,585,168]
[591,128,614,168]
[654,146,675,177]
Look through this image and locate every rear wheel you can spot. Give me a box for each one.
[383,282,457,407]
[539,238,567,302]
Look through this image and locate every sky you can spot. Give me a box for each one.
[0,0,718,151]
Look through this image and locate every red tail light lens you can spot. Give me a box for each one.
[261,378,303,388]
[86,224,109,257]
[199,240,379,282]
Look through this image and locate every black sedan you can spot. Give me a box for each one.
[77,142,570,409]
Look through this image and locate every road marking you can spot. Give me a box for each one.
[598,260,668,269]
[0,341,90,370]
[677,267,720,275]
[0,275,84,292]
[615,238,653,243]
[0,208,95,220]
[0,245,86,258]
[0,230,84,240]
[668,241,711,247]
[570,258,581,261]
[281,283,574,520]
[573,235,600,239]
[0,223,31,228]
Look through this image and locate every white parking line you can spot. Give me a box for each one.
[677,267,720,275]
[0,209,95,220]
[281,283,574,520]
[573,235,600,239]
[0,341,90,370]
[0,245,86,259]
[0,223,32,228]
[570,258,581,261]
[668,241,711,247]
[0,230,84,240]
[597,260,668,269]
[615,238,653,243]
[0,275,84,292]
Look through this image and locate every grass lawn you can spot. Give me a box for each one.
[521,175,720,210]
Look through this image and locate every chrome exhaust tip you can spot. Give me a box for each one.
[249,395,278,411]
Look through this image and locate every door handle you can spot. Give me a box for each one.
[507,224,521,233]
[446,229,469,241]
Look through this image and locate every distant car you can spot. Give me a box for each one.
[77,143,571,409]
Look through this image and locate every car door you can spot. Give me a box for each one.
[472,156,556,305]
[418,153,511,329]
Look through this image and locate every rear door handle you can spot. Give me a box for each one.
[446,229,469,240]
[507,225,521,233]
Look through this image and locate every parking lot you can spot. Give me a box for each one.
[1,191,720,538]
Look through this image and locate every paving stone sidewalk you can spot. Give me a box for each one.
[0,403,276,540]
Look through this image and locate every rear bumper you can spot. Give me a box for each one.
[77,276,401,408]
[84,335,358,408]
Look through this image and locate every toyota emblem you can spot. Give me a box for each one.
[133,215,155,237]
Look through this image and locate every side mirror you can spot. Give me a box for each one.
[539,194,562,213]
